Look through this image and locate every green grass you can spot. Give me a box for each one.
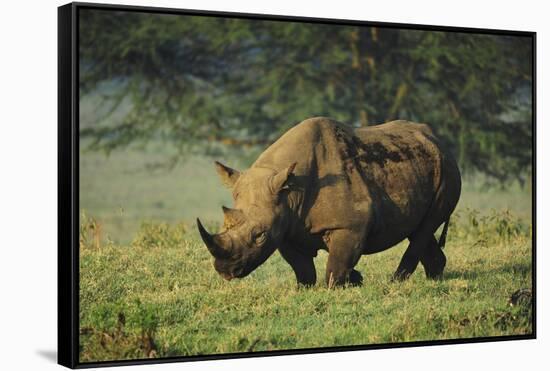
[79,209,532,362]
[79,146,533,363]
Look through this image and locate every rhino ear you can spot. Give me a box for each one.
[270,162,297,194]
[215,161,241,188]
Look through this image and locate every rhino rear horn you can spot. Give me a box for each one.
[222,206,245,227]
[196,218,231,259]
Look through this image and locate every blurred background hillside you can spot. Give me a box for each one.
[78,8,533,243]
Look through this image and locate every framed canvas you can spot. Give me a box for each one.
[58,2,536,368]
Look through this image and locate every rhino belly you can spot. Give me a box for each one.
[363,223,417,254]
[361,186,436,254]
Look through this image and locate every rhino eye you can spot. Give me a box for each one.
[254,231,267,246]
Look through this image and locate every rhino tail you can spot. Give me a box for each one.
[438,218,450,249]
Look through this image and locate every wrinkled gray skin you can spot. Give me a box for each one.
[197,117,461,287]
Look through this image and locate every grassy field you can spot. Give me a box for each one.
[79,145,533,363]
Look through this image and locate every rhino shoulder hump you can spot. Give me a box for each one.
[298,116,342,132]
[287,116,348,141]
[412,122,435,136]
[379,120,434,136]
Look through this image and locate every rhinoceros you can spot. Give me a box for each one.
[197,117,461,287]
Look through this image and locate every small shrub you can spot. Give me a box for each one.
[132,221,187,249]
[450,208,529,243]
[80,210,102,250]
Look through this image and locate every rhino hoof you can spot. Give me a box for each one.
[391,270,412,282]
[349,269,363,286]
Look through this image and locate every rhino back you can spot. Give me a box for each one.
[354,120,443,208]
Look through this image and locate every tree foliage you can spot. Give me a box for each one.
[79,9,532,183]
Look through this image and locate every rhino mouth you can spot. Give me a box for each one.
[197,217,278,280]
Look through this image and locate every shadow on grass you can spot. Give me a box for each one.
[444,261,532,281]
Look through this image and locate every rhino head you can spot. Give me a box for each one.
[197,161,297,280]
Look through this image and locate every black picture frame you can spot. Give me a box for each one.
[58,2,536,368]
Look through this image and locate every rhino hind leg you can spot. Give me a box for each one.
[393,219,448,281]
[393,223,440,281]
[392,241,422,281]
[420,236,446,279]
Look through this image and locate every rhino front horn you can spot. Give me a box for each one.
[196,218,230,259]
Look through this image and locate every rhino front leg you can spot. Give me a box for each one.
[279,246,316,287]
[324,229,364,288]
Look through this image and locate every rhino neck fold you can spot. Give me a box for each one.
[284,188,309,238]
[286,189,303,216]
